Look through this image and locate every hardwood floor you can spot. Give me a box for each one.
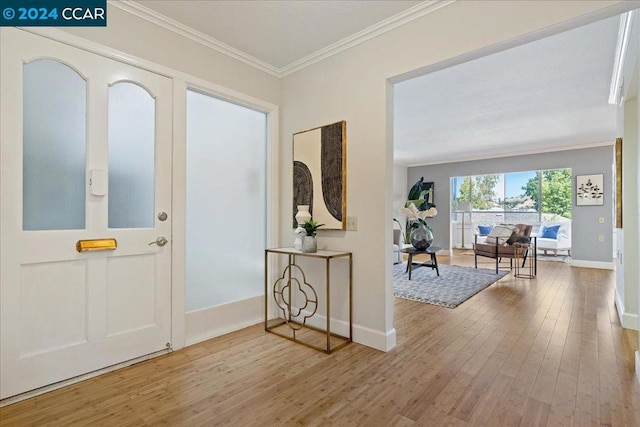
[1,254,638,426]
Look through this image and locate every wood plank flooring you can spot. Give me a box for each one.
[1,253,638,426]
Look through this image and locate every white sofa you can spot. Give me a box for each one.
[473,221,571,257]
[531,222,571,256]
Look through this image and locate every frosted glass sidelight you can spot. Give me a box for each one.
[186,90,267,312]
[23,60,86,230]
[108,83,155,229]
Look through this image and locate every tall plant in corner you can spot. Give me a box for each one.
[398,177,437,244]
[406,177,436,211]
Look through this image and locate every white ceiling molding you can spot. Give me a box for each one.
[608,10,635,105]
[109,0,456,78]
[109,0,281,76]
[278,0,456,77]
[402,140,615,168]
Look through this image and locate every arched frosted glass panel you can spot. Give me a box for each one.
[23,60,86,230]
[108,83,155,229]
[186,90,267,312]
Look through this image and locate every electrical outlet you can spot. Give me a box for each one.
[598,235,604,242]
[598,217,605,224]
[346,216,357,231]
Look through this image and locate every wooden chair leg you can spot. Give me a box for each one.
[474,253,478,269]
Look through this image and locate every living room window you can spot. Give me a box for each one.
[451,168,572,225]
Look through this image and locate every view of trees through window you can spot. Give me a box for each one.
[451,168,572,222]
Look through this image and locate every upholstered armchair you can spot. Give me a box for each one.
[474,223,536,274]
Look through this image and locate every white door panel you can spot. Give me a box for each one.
[1,28,173,399]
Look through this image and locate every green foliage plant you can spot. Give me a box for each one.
[406,177,436,211]
[300,219,324,237]
[456,175,500,210]
[522,169,572,218]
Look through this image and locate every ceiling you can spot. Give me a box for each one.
[122,1,620,166]
[132,0,423,73]
[394,16,620,166]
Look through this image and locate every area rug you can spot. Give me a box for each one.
[393,264,508,308]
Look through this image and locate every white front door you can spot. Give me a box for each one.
[0,29,173,399]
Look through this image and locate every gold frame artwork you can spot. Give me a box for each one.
[293,121,347,230]
[615,138,622,228]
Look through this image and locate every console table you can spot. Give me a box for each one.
[264,247,352,354]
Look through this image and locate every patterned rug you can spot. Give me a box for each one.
[393,263,508,308]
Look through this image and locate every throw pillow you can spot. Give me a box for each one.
[485,224,515,245]
[540,224,561,239]
[477,225,493,236]
[506,227,522,245]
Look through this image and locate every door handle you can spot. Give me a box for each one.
[148,236,168,247]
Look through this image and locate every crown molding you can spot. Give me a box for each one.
[608,10,635,105]
[110,0,456,78]
[109,0,281,76]
[402,140,615,168]
[278,0,457,77]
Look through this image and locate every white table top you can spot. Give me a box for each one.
[266,247,352,259]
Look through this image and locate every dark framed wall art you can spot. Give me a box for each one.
[293,121,347,230]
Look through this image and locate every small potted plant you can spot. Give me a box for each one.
[300,219,324,253]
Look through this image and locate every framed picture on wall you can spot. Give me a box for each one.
[576,174,604,206]
[293,121,346,229]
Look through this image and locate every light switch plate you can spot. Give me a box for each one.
[346,216,357,231]
[598,217,605,224]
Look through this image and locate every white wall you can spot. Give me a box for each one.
[62,4,280,104]
[393,164,408,234]
[616,99,625,323]
[279,1,631,351]
[621,99,639,330]
[615,10,640,335]
[624,8,640,377]
[634,12,640,379]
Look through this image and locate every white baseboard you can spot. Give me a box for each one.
[354,324,396,351]
[636,352,639,384]
[570,259,614,270]
[614,290,639,331]
[300,310,396,352]
[185,296,264,346]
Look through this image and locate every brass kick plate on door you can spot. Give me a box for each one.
[76,238,117,252]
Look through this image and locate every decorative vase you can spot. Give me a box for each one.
[295,205,312,226]
[301,236,317,253]
[410,223,434,250]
